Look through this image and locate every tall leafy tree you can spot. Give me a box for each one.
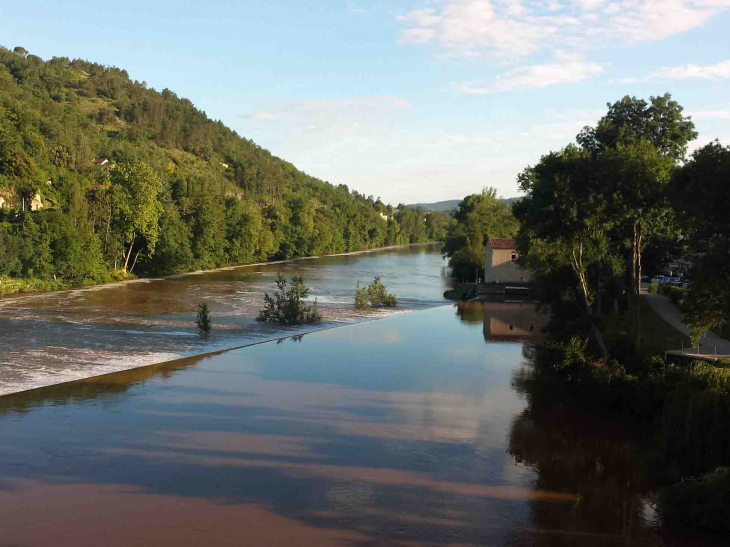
[577,94,697,306]
[514,146,610,359]
[671,141,730,342]
[442,188,518,281]
[110,162,163,273]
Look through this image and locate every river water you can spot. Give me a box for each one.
[0,244,451,395]
[0,301,720,545]
[0,245,723,545]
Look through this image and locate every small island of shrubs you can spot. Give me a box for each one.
[354,277,397,310]
[257,274,322,325]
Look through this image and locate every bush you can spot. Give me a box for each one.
[659,284,687,307]
[354,277,397,310]
[195,302,213,335]
[660,467,730,534]
[660,362,730,479]
[257,274,322,325]
[649,281,658,294]
[354,281,370,310]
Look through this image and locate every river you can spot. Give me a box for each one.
[0,244,451,395]
[0,246,722,545]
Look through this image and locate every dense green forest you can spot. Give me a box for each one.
[0,46,450,293]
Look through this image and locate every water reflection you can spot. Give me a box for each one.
[455,301,549,344]
[0,304,722,546]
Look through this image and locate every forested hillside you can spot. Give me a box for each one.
[0,46,449,292]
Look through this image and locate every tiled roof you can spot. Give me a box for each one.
[488,238,517,250]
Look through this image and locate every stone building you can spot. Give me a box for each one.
[484,238,531,284]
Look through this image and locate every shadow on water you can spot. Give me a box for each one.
[0,304,723,546]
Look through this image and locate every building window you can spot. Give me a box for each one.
[511,253,517,262]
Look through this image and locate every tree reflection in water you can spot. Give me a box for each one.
[508,356,718,547]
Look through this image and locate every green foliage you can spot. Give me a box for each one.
[660,467,730,534]
[442,187,518,280]
[659,283,686,306]
[649,281,658,294]
[577,93,697,162]
[257,274,322,325]
[354,281,370,310]
[514,94,698,360]
[0,46,441,294]
[195,303,213,335]
[660,362,730,479]
[671,142,730,345]
[354,277,397,310]
[110,162,163,272]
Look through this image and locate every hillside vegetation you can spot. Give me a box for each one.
[0,46,450,293]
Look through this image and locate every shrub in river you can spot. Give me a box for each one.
[257,274,322,325]
[354,281,370,310]
[195,303,213,335]
[354,277,397,310]
[659,466,730,534]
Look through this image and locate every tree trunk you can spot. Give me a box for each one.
[129,248,143,274]
[122,231,135,273]
[571,242,609,361]
[596,261,603,316]
[635,222,643,299]
[627,218,640,309]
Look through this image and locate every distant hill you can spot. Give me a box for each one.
[406,199,461,212]
[407,197,521,212]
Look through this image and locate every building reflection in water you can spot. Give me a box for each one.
[455,301,550,344]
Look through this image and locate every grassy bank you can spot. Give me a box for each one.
[0,270,130,297]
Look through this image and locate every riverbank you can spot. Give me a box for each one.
[0,242,440,300]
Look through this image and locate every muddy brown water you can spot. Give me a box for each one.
[0,301,722,546]
[0,244,451,395]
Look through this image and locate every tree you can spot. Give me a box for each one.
[597,142,675,306]
[110,162,163,273]
[577,94,696,306]
[195,303,213,335]
[354,277,397,309]
[514,146,610,359]
[257,274,322,325]
[671,141,730,343]
[577,93,697,162]
[442,188,519,280]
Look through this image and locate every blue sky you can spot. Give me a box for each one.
[2,0,730,204]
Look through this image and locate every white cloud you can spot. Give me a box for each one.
[687,110,730,119]
[457,61,604,93]
[613,60,730,83]
[652,60,730,79]
[395,1,730,61]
